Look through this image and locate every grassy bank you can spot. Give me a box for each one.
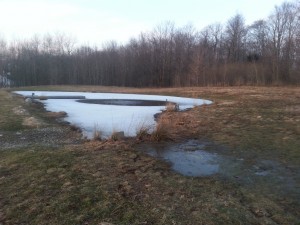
[1,86,299,225]
[0,89,25,131]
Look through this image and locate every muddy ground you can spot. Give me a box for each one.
[0,86,299,225]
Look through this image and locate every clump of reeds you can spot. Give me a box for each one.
[70,124,81,132]
[136,124,151,140]
[165,102,179,112]
[151,115,172,141]
[110,131,125,141]
[93,124,102,141]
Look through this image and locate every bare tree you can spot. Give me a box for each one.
[0,34,7,75]
[225,14,247,62]
[3,1,300,88]
[150,21,176,86]
[267,1,300,83]
[247,20,269,84]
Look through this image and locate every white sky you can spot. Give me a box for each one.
[0,0,287,46]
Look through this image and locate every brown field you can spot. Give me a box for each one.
[1,86,299,225]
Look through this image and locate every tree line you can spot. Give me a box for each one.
[0,0,299,87]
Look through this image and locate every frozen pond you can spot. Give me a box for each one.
[15,91,212,138]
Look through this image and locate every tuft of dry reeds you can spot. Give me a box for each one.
[151,114,173,141]
[46,111,67,119]
[136,124,151,140]
[93,124,102,141]
[165,102,179,112]
[110,131,125,141]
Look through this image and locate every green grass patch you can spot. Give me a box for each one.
[0,90,25,131]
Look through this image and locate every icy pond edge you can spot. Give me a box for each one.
[14,91,213,138]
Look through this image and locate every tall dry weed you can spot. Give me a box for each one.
[165,102,179,112]
[93,123,102,141]
[136,123,151,140]
[151,115,173,141]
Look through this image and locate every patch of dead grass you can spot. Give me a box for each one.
[22,117,45,128]
[12,106,29,116]
[45,111,67,119]
[3,144,298,224]
[2,86,299,225]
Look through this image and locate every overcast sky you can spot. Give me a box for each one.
[0,0,287,46]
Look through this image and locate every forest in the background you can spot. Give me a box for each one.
[0,1,299,87]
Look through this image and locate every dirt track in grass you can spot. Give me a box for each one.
[1,86,299,225]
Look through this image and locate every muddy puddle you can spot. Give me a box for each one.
[138,139,300,201]
[138,140,243,177]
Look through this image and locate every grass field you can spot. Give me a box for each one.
[1,86,299,225]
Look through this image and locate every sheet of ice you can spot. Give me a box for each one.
[15,91,212,138]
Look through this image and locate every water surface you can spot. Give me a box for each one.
[138,139,300,202]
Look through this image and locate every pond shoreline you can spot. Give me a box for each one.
[15,90,212,138]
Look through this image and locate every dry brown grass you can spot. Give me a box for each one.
[135,124,151,140]
[151,118,170,141]
[13,85,299,96]
[149,109,203,142]
[22,116,45,128]
[110,131,125,141]
[164,102,179,112]
[149,86,300,163]
[92,124,102,141]
[45,111,67,119]
[2,86,299,225]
